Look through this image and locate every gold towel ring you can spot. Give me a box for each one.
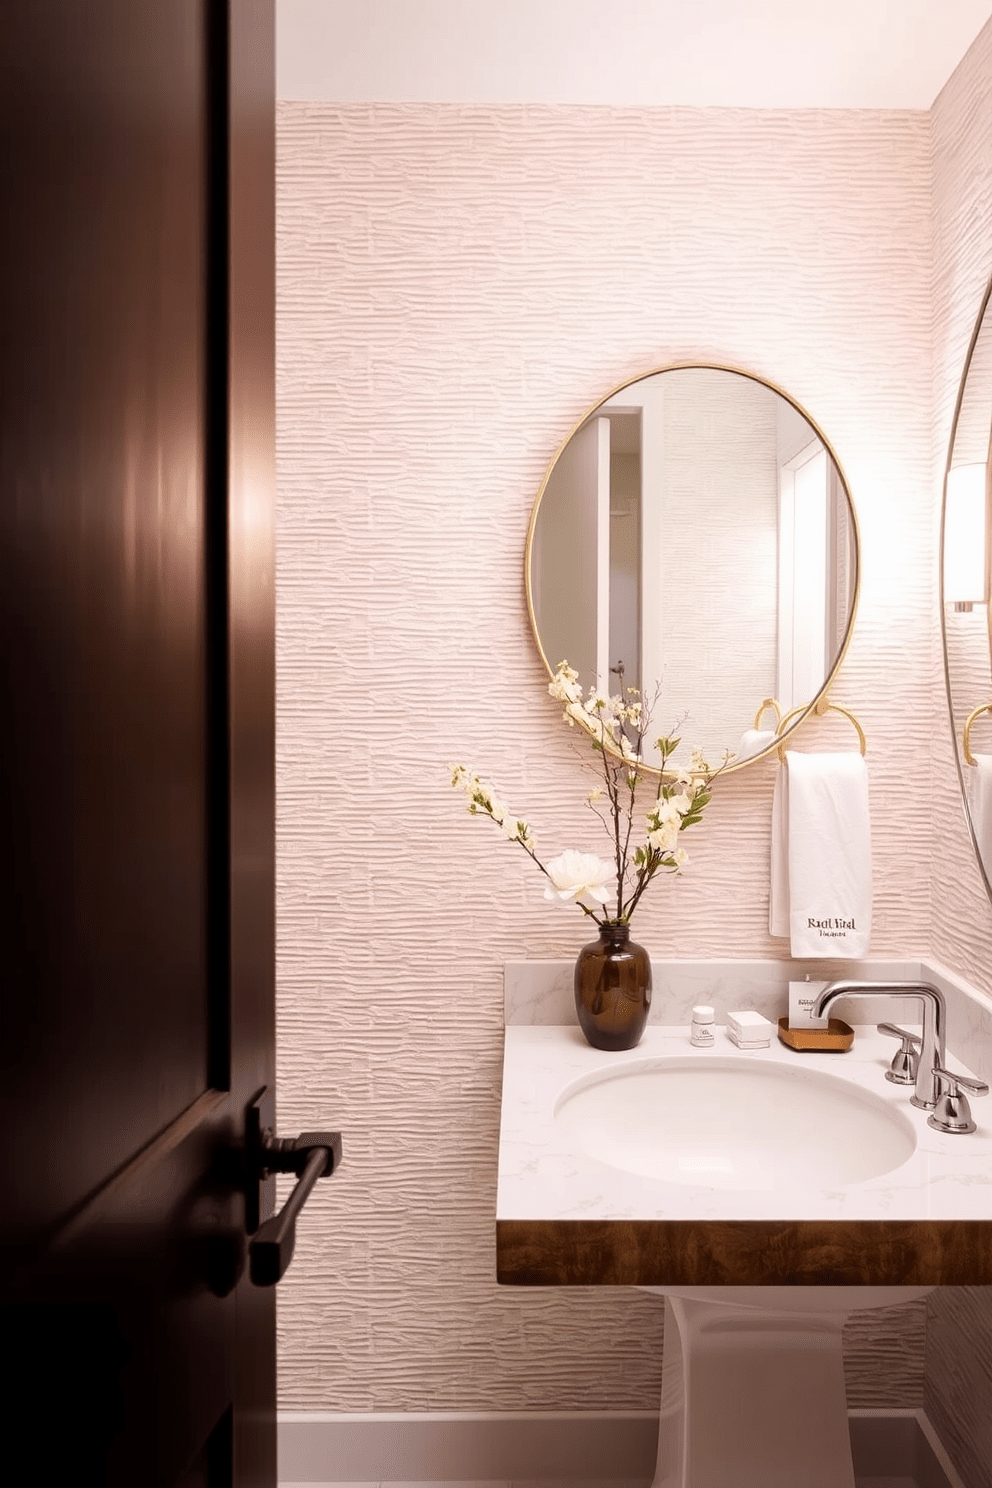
[753,697,782,730]
[963,703,992,766]
[775,698,867,762]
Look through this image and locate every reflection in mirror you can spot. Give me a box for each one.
[943,276,992,895]
[527,366,859,771]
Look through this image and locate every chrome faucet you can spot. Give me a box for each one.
[812,981,946,1109]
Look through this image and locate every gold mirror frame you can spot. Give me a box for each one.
[525,361,861,776]
[941,273,992,899]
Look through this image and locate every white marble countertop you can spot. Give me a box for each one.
[498,1024,992,1225]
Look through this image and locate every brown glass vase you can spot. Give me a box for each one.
[574,920,651,1050]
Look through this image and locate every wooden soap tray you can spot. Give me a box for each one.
[777,1017,854,1052]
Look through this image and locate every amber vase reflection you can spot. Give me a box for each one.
[574,920,651,1050]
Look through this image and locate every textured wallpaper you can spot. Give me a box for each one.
[930,19,992,990]
[275,100,945,1411]
[926,17,992,1488]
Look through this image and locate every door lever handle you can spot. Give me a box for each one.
[249,1133,341,1285]
[246,1090,342,1286]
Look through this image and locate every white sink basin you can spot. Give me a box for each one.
[499,1023,992,1227]
[554,1055,917,1191]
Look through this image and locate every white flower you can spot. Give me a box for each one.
[669,791,693,817]
[504,818,536,850]
[671,847,689,869]
[549,662,583,704]
[648,821,679,852]
[587,787,604,803]
[467,778,496,815]
[646,799,682,852]
[543,850,615,910]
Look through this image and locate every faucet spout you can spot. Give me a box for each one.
[812,981,947,1109]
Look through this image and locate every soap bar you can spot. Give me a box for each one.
[728,1031,771,1049]
[789,979,829,1029]
[727,1010,773,1048]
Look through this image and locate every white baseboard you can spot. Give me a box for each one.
[278,1408,964,1486]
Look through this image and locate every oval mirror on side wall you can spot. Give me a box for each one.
[942,275,992,896]
[526,364,860,773]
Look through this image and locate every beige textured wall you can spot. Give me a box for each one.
[275,102,938,1410]
[926,18,992,1488]
[930,20,992,989]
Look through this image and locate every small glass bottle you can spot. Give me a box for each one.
[690,1004,715,1047]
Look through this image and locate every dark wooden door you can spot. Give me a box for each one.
[1,3,277,1483]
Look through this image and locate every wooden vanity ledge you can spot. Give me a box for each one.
[496,1218,992,1287]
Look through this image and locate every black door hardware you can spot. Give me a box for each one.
[246,1088,342,1286]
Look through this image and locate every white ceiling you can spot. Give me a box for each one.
[277,0,992,109]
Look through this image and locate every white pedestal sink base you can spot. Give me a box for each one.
[655,1296,853,1488]
[647,1287,933,1488]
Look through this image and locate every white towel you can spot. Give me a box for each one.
[736,727,777,763]
[770,751,872,958]
[966,754,992,875]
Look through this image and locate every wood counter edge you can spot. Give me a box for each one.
[496,1218,992,1287]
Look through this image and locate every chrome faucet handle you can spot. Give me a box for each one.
[877,1022,922,1086]
[927,1066,989,1135]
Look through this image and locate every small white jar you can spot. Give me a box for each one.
[690,1004,715,1047]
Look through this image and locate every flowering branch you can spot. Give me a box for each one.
[447,662,725,928]
[447,765,606,917]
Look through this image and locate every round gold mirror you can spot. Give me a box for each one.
[526,364,860,773]
[942,275,992,896]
